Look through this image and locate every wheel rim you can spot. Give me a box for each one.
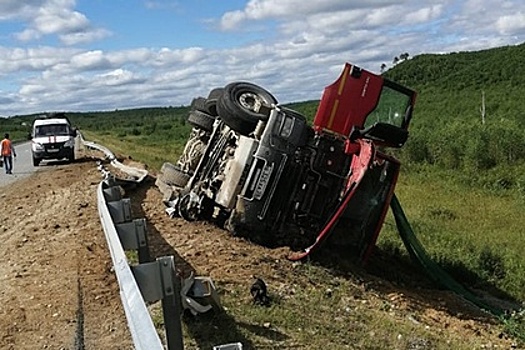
[238,92,265,113]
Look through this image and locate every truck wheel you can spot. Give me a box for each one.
[187,110,215,132]
[32,156,40,167]
[217,82,277,136]
[155,176,175,202]
[160,162,191,187]
[190,97,208,113]
[205,87,224,116]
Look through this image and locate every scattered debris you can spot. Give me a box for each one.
[250,277,271,307]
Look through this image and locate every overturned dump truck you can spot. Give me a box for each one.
[158,62,416,261]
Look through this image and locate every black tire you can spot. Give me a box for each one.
[190,97,208,113]
[205,87,224,116]
[187,110,215,132]
[217,82,278,136]
[68,149,75,163]
[32,155,40,166]
[155,176,175,202]
[160,162,191,187]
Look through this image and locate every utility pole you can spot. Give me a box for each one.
[480,90,486,125]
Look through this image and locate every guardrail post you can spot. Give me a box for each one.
[103,186,122,202]
[159,256,184,350]
[133,256,184,350]
[107,198,132,224]
[116,218,151,263]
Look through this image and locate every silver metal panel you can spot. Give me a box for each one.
[215,136,258,208]
[116,219,147,250]
[107,198,132,224]
[132,261,163,302]
[103,186,122,202]
[97,182,163,349]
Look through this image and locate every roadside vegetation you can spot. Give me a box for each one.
[2,42,524,346]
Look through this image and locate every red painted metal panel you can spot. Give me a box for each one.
[313,63,384,137]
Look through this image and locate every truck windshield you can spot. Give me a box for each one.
[35,124,70,136]
[364,86,412,129]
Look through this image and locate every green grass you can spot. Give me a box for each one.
[82,130,184,172]
[149,261,513,349]
[84,128,525,346]
[378,165,525,302]
[378,165,525,343]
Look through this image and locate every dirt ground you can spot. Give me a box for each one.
[0,155,520,349]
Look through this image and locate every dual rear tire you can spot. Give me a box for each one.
[188,82,278,136]
[217,82,277,136]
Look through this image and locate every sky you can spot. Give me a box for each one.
[0,0,524,117]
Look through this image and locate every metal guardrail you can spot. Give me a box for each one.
[97,179,165,349]
[83,139,148,182]
[85,136,227,349]
[86,137,185,349]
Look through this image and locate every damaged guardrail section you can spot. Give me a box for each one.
[87,133,185,349]
[97,178,167,349]
[83,139,148,182]
[89,137,225,349]
[97,174,187,349]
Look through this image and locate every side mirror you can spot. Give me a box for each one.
[27,132,32,140]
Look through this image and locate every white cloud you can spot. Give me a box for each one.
[0,46,78,73]
[5,0,110,45]
[59,28,111,45]
[152,47,207,66]
[1,0,525,115]
[95,69,145,87]
[219,0,399,30]
[70,50,111,70]
[33,2,89,34]
[0,0,44,21]
[404,4,444,24]
[220,11,246,31]
[496,12,525,35]
[14,28,42,42]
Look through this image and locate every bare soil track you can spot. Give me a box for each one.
[0,157,520,349]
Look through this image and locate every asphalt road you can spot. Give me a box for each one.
[0,141,47,188]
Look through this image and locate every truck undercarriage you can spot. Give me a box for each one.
[158,63,416,262]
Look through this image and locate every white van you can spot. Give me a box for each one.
[31,114,77,166]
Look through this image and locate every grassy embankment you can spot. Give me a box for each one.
[89,124,525,348]
[74,102,525,347]
[2,42,524,346]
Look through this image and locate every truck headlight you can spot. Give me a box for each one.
[33,143,44,151]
